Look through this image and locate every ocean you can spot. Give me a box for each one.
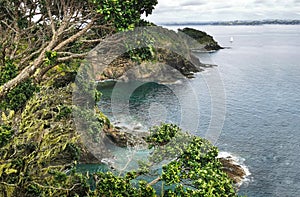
[98,25,300,196]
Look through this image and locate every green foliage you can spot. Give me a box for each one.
[124,27,157,62]
[0,79,38,111]
[92,172,156,196]
[0,59,38,111]
[45,51,58,66]
[65,143,81,161]
[55,105,72,120]
[46,60,80,88]
[178,27,222,50]
[0,110,14,148]
[0,59,17,85]
[96,0,158,31]
[0,124,13,148]
[146,123,237,196]
[179,28,212,43]
[0,86,83,196]
[146,123,181,148]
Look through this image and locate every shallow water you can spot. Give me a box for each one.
[98,25,300,196]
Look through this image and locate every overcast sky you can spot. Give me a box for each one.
[143,0,300,24]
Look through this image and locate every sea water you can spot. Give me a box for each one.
[97,25,300,196]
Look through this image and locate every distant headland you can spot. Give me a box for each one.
[161,19,300,26]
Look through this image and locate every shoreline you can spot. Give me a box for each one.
[100,120,251,188]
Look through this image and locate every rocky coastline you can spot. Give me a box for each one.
[94,121,250,188]
[95,27,220,82]
[92,27,250,188]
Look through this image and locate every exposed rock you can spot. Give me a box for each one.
[93,26,221,82]
[219,156,247,186]
[96,49,205,82]
[104,126,148,148]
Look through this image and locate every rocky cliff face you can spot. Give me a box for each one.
[97,49,204,83]
[94,26,220,82]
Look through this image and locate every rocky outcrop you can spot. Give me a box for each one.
[94,26,220,82]
[103,124,148,148]
[96,49,205,82]
[218,154,249,187]
[179,27,223,51]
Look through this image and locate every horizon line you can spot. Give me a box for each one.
[157,19,300,26]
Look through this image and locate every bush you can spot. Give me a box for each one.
[0,124,13,147]
[0,59,38,111]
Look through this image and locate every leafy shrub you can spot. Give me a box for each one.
[146,123,181,148]
[0,59,38,111]
[146,123,237,196]
[0,124,13,147]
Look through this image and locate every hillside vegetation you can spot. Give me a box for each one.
[0,0,236,196]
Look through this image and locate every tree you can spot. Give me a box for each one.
[0,1,159,196]
[0,0,158,102]
[143,123,237,196]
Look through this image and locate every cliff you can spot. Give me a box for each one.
[95,26,219,82]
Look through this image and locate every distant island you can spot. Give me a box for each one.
[161,19,300,26]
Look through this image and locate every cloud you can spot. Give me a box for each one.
[180,0,206,7]
[144,0,300,23]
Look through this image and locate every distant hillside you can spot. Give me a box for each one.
[163,19,300,26]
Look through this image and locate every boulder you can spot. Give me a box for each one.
[219,156,247,185]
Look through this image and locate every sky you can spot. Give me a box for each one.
[143,0,300,24]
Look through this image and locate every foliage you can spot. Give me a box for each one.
[0,86,81,196]
[0,83,114,196]
[0,79,38,111]
[0,59,38,111]
[0,59,17,85]
[0,110,14,148]
[0,125,13,148]
[178,27,222,50]
[92,172,156,196]
[0,0,158,100]
[96,0,158,31]
[146,123,181,148]
[145,123,237,196]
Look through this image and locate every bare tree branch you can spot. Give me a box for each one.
[80,38,103,43]
[57,53,87,62]
[46,0,56,35]
[53,18,96,51]
[147,176,161,186]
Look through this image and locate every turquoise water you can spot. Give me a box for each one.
[98,25,300,196]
